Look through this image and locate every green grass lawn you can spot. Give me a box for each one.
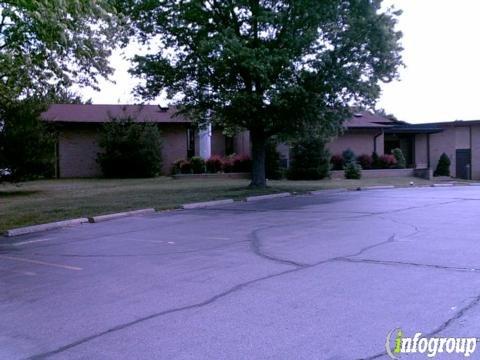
[0,175,445,232]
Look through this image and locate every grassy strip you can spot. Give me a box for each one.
[1,176,441,232]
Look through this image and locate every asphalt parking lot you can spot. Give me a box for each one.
[2,186,480,359]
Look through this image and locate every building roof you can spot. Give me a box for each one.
[41,104,189,124]
[343,111,398,129]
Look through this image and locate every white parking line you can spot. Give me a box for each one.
[12,238,54,246]
[0,255,83,271]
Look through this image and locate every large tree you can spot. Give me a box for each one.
[0,0,123,103]
[128,0,403,187]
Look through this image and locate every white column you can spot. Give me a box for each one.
[199,123,212,159]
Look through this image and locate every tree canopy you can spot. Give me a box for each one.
[0,0,124,104]
[119,0,402,186]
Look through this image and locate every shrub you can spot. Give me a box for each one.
[434,153,451,176]
[98,118,163,178]
[344,162,362,179]
[190,156,206,174]
[231,154,251,173]
[371,152,380,169]
[179,160,192,174]
[378,154,397,169]
[287,136,330,180]
[392,148,406,169]
[342,148,356,164]
[222,156,234,173]
[206,155,223,173]
[330,154,344,171]
[266,141,283,179]
[357,154,373,170]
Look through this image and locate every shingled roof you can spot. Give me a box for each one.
[41,104,188,123]
[343,111,398,129]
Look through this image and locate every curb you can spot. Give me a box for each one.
[4,218,89,237]
[309,189,348,195]
[431,183,454,187]
[246,192,291,202]
[360,185,396,191]
[182,199,234,209]
[469,183,480,186]
[88,208,156,223]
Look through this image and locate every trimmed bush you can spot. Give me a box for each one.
[172,159,192,174]
[357,154,373,170]
[378,154,397,169]
[392,148,406,169]
[222,156,234,173]
[98,118,163,178]
[434,153,451,176]
[179,160,192,174]
[206,155,223,173]
[231,154,251,173]
[372,152,380,169]
[190,156,205,174]
[330,154,344,171]
[342,148,356,164]
[287,137,330,180]
[344,162,362,179]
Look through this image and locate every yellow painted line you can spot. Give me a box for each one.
[0,255,83,271]
[13,238,54,246]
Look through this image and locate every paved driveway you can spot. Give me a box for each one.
[2,187,480,359]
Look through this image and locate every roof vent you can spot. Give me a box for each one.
[158,105,169,112]
[353,113,363,117]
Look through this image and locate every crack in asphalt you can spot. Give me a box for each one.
[25,267,300,360]
[336,257,480,274]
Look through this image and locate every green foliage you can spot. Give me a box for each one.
[344,162,362,180]
[0,99,55,181]
[128,0,403,186]
[287,137,330,180]
[434,153,451,177]
[342,149,356,164]
[190,156,206,174]
[98,118,163,178]
[392,148,406,169]
[0,1,123,104]
[357,154,373,170]
[372,152,380,169]
[205,156,223,173]
[266,141,283,180]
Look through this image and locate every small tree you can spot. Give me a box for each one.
[0,99,55,181]
[344,162,362,179]
[392,148,406,168]
[287,136,330,180]
[98,118,163,178]
[342,149,356,164]
[434,153,451,177]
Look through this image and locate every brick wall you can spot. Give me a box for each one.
[327,129,384,157]
[57,123,189,178]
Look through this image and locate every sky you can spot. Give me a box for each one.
[79,1,480,124]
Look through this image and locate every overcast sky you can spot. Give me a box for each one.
[79,1,480,124]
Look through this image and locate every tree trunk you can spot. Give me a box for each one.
[249,130,267,188]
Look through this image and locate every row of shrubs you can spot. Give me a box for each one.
[331,148,406,171]
[173,154,252,174]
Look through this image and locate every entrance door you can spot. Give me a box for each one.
[456,149,471,179]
